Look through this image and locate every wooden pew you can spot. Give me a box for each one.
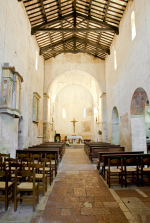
[16,148,60,164]
[84,142,111,154]
[106,153,150,187]
[30,145,63,160]
[90,146,124,162]
[85,143,115,156]
[42,142,65,154]
[101,152,145,179]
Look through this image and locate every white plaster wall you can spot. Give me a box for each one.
[48,70,101,104]
[105,0,150,151]
[55,85,95,140]
[0,0,44,156]
[44,53,106,94]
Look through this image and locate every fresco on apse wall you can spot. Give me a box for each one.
[81,121,91,132]
[121,112,129,130]
[130,88,149,115]
[86,107,93,116]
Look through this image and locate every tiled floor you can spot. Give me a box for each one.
[0,148,150,223]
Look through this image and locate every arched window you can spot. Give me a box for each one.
[131,11,136,40]
[114,50,117,70]
[83,106,86,118]
[63,106,66,118]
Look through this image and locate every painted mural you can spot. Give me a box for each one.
[86,107,93,116]
[81,121,91,132]
[130,88,149,115]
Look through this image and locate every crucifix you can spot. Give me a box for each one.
[71,118,78,133]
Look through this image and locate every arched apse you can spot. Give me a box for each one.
[48,70,102,104]
[130,87,149,153]
[47,70,103,142]
[55,85,95,140]
[111,107,120,145]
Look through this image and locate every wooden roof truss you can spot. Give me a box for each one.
[18,0,129,60]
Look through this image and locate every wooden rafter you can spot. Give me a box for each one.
[40,36,110,55]
[33,27,117,33]
[18,0,128,60]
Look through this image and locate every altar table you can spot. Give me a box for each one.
[67,136,83,144]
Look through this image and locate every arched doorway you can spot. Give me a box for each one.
[130,87,149,153]
[111,107,120,145]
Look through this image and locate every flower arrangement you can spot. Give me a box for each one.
[56,136,59,142]
[98,130,102,135]
[66,141,70,147]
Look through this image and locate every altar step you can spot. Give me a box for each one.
[66,144,84,149]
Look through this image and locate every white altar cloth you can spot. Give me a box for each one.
[67,136,82,144]
[67,136,82,140]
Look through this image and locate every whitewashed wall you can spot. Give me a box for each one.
[44,53,106,94]
[105,0,150,151]
[0,0,44,157]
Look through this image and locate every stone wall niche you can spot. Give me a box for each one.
[0,65,23,117]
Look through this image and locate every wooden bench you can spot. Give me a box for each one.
[84,142,111,154]
[16,148,59,164]
[85,143,114,156]
[90,146,124,162]
[29,145,63,160]
[106,153,150,187]
[41,142,66,155]
[101,152,146,179]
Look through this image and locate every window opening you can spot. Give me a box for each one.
[131,11,136,40]
[114,50,117,70]
[63,106,66,118]
[83,106,86,118]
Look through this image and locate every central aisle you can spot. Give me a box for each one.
[41,149,128,223]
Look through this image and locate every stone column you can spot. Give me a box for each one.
[100,93,107,142]
[43,93,50,142]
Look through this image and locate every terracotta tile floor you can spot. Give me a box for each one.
[0,148,150,223]
[32,149,128,223]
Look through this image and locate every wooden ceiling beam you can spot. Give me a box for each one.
[31,13,74,34]
[76,37,110,54]
[76,12,119,34]
[31,13,118,35]
[40,0,47,22]
[84,0,92,52]
[103,0,111,22]
[42,49,107,54]
[40,36,110,54]
[40,37,74,54]
[34,27,117,33]
[95,0,111,57]
[56,0,65,51]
